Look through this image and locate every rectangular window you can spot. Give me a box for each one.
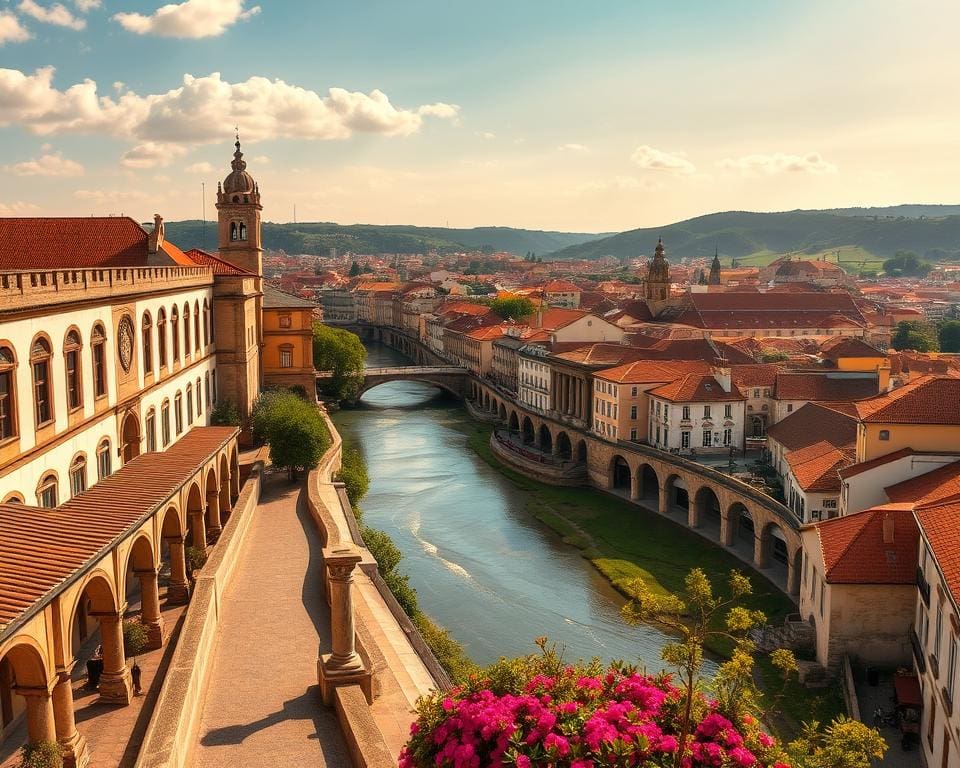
[682,405,690,420]
[724,404,732,418]
[630,428,637,440]
[38,482,57,509]
[0,370,14,440]
[187,390,194,425]
[948,636,958,701]
[630,405,637,419]
[681,430,690,449]
[663,405,669,420]
[162,404,171,446]
[655,426,660,444]
[93,342,107,398]
[656,402,661,417]
[70,465,86,497]
[280,348,293,368]
[631,386,638,396]
[146,412,157,452]
[936,602,943,661]
[702,429,711,447]
[703,405,711,419]
[33,360,51,425]
[66,349,81,410]
[787,403,794,413]
[175,400,183,435]
[753,389,759,398]
[723,428,732,446]
[97,446,111,480]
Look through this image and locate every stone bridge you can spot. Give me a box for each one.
[337,366,469,400]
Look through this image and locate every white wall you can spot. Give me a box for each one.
[842,453,959,515]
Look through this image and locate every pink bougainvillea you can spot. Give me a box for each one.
[400,664,789,768]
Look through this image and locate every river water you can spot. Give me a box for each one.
[331,342,679,669]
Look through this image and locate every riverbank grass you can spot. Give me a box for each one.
[462,423,845,735]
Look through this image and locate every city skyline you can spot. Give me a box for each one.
[1,0,959,231]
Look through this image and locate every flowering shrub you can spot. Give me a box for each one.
[400,656,790,768]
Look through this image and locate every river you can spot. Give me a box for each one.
[331,342,682,670]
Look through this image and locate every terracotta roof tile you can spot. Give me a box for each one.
[819,336,885,361]
[814,507,919,584]
[785,441,855,493]
[775,372,879,402]
[0,216,150,269]
[765,402,858,452]
[184,248,253,276]
[594,360,710,384]
[649,374,745,403]
[854,376,960,424]
[0,427,237,636]
[885,461,960,506]
[915,499,960,604]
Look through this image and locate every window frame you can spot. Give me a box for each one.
[63,329,83,412]
[37,472,58,508]
[96,439,112,480]
[141,311,153,376]
[69,454,87,497]
[30,335,54,428]
[0,344,18,441]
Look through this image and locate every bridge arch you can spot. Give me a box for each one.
[555,430,572,460]
[662,473,688,519]
[538,425,553,454]
[636,463,660,506]
[691,485,722,540]
[609,454,632,491]
[521,416,535,444]
[498,402,507,421]
[356,376,464,401]
[508,410,520,432]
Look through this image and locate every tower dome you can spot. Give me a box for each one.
[222,138,256,196]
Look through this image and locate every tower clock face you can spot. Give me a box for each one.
[118,315,135,372]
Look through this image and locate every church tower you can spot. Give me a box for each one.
[708,248,722,285]
[645,238,671,302]
[216,136,262,277]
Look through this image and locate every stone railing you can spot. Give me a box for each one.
[0,266,212,312]
[134,460,264,768]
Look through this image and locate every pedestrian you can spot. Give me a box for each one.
[131,659,142,696]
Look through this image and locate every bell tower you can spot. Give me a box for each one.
[216,135,262,277]
[645,238,671,302]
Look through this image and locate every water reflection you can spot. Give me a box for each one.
[332,343,695,670]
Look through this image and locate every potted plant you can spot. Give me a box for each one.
[185,545,207,578]
[122,619,148,658]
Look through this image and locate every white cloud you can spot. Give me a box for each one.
[184,161,213,173]
[113,0,260,39]
[630,144,696,175]
[0,68,460,147]
[418,102,459,120]
[5,151,84,176]
[18,0,85,30]
[558,143,588,153]
[718,151,838,175]
[0,200,42,215]
[251,155,269,164]
[121,142,187,169]
[478,131,495,140]
[0,11,31,43]
[74,0,101,11]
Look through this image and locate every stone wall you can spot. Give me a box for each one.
[133,461,263,768]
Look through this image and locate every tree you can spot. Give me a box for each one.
[489,296,535,321]
[251,390,331,479]
[939,319,960,352]
[787,717,887,768]
[209,399,241,427]
[313,324,367,400]
[892,320,939,352]
[348,260,361,277]
[883,250,931,277]
[18,741,63,768]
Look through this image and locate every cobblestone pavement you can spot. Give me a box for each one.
[188,470,349,767]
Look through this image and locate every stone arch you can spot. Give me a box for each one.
[609,454,632,491]
[509,411,520,431]
[521,416,535,445]
[121,410,141,464]
[636,463,660,505]
[576,439,587,462]
[186,481,206,550]
[491,397,499,414]
[691,485,722,537]
[758,519,791,580]
[498,402,507,421]
[68,570,119,660]
[725,501,750,548]
[0,639,52,746]
[555,430,572,460]
[0,638,49,690]
[219,453,231,522]
[538,424,553,454]
[230,447,240,503]
[205,466,221,536]
[160,503,183,539]
[663,473,688,517]
[483,392,490,410]
[737,505,756,550]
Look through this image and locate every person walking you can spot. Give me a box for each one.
[131,659,142,696]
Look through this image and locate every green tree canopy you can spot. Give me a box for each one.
[938,319,960,353]
[892,320,939,352]
[348,260,361,277]
[313,324,367,400]
[251,390,331,479]
[883,250,931,277]
[489,296,535,321]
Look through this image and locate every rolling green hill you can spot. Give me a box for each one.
[546,209,960,262]
[163,220,610,257]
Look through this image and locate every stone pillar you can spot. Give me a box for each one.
[753,531,769,569]
[658,483,668,515]
[96,612,132,705]
[166,536,190,605]
[318,546,372,705]
[52,671,89,768]
[787,551,801,596]
[720,510,735,546]
[629,472,640,501]
[206,492,221,540]
[137,568,165,650]
[687,497,700,528]
[190,511,207,551]
[552,437,562,458]
[15,686,56,746]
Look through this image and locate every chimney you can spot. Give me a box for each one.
[148,214,165,254]
[882,513,895,544]
[712,357,731,392]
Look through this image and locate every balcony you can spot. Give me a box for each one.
[910,626,927,674]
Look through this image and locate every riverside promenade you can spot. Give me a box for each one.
[188,471,349,767]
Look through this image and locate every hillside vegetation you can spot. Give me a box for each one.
[547,209,960,262]
[163,220,609,257]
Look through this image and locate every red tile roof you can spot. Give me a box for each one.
[0,427,237,635]
[785,440,855,493]
[914,499,960,604]
[813,507,919,584]
[838,448,915,479]
[819,336,885,361]
[0,216,150,269]
[543,279,580,293]
[884,461,960,506]
[184,248,253,276]
[765,402,858,453]
[731,364,780,389]
[659,292,868,331]
[594,360,710,384]
[649,374,745,403]
[775,372,879,402]
[854,376,960,424]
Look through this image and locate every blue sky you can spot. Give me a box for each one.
[0,0,958,230]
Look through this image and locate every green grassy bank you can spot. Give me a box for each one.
[462,422,845,734]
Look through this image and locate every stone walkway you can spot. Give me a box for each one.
[188,470,349,767]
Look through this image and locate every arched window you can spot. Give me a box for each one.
[238,222,247,240]
[202,299,210,348]
[204,372,211,408]
[141,312,153,375]
[2,492,23,504]
[186,384,194,425]
[31,336,53,427]
[193,300,201,351]
[69,454,87,497]
[161,399,171,446]
[183,303,191,357]
[171,306,180,363]
[37,472,57,508]
[96,438,112,479]
[91,323,107,399]
[195,376,202,416]
[230,221,238,240]
[63,330,83,411]
[157,308,167,372]
[174,392,183,434]
[145,407,157,452]
[0,345,17,441]
[212,369,217,404]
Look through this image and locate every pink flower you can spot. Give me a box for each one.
[515,756,531,768]
[544,732,570,756]
[758,733,774,748]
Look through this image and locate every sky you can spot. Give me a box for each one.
[0,0,958,232]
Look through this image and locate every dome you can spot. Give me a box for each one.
[222,139,255,195]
